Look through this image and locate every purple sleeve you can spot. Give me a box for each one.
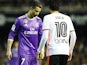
[38,18,43,36]
[38,18,43,42]
[8,18,20,40]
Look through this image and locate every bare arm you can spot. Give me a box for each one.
[6,39,14,60]
[6,18,20,60]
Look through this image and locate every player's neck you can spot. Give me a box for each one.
[26,12,35,19]
[51,11,59,14]
[28,14,34,19]
[50,10,59,14]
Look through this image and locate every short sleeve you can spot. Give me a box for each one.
[8,18,20,40]
[38,18,43,36]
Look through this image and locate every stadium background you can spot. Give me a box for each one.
[0,0,87,65]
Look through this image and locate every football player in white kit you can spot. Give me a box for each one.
[37,0,77,65]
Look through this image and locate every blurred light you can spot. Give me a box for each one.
[0,14,6,26]
[71,15,87,25]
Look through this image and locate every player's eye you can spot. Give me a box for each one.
[35,10,39,12]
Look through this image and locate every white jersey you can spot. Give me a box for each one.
[43,13,75,56]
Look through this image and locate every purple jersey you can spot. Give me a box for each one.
[9,48,18,65]
[12,48,18,58]
[8,15,42,56]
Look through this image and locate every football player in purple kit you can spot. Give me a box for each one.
[8,41,18,65]
[6,1,43,65]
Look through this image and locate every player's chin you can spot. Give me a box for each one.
[33,15,37,17]
[35,14,39,16]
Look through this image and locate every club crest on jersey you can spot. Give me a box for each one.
[23,19,28,26]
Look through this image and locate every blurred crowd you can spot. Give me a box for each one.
[0,0,87,6]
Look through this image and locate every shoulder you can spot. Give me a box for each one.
[44,14,51,18]
[43,14,51,21]
[60,13,71,19]
[35,16,42,24]
[17,15,26,20]
[14,15,26,24]
[35,16,42,20]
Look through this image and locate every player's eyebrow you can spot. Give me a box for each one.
[35,10,39,12]
[35,9,40,12]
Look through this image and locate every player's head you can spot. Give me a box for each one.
[48,0,60,11]
[28,1,42,17]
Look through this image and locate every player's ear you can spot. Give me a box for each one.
[28,7,33,11]
[30,7,32,10]
[28,7,33,13]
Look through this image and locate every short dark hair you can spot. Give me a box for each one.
[29,1,42,8]
[48,0,60,10]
